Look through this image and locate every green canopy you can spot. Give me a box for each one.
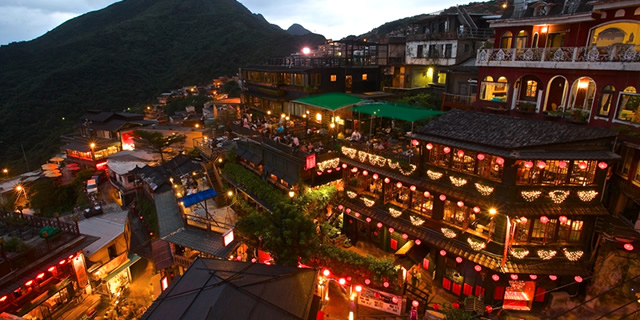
[352,103,443,122]
[293,93,364,111]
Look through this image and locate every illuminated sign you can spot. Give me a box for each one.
[223,228,234,247]
[305,154,316,170]
[121,131,136,151]
[161,277,169,291]
[358,287,402,315]
[96,161,107,170]
[72,253,89,288]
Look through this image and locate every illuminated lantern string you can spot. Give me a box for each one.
[474,265,482,272]
[424,191,431,198]
[492,274,500,281]
[439,250,447,256]
[559,216,568,224]
[372,173,379,180]
[574,276,583,283]
[529,274,537,280]
[365,217,372,223]
[598,162,608,170]
[396,182,403,188]
[377,222,383,228]
[392,296,398,304]
[410,185,416,192]
[388,228,395,233]
[402,233,408,239]
[549,275,557,281]
[457,201,464,208]
[457,150,464,158]
[365,279,371,285]
[439,194,447,201]
[342,163,348,169]
[473,206,481,213]
[510,274,519,280]
[540,216,549,224]
[426,143,433,150]
[455,257,463,263]
[362,170,368,176]
[383,281,389,288]
[520,217,528,224]
[558,161,567,168]
[537,161,546,170]
[415,239,421,245]
[443,146,451,154]
[578,161,588,170]
[525,161,534,169]
[384,178,390,184]
[412,300,419,308]
[477,153,485,161]
[496,157,505,165]
[352,167,358,173]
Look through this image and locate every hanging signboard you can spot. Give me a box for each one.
[357,287,402,315]
[305,154,316,170]
[223,228,234,247]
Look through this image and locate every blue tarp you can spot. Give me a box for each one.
[178,189,218,207]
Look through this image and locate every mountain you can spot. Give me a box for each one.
[286,24,311,35]
[0,0,325,171]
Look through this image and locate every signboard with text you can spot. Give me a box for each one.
[358,287,402,315]
[223,228,234,247]
[305,154,316,170]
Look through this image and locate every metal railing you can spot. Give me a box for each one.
[442,93,476,109]
[476,45,640,67]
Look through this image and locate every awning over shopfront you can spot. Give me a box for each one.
[104,254,141,283]
[293,93,364,111]
[394,240,429,269]
[177,189,217,207]
[352,103,442,122]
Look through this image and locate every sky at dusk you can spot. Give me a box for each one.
[0,0,457,45]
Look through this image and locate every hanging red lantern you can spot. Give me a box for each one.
[342,163,348,169]
[549,275,557,281]
[598,162,608,170]
[559,216,568,224]
[317,171,322,176]
[355,212,360,218]
[411,139,419,146]
[477,153,485,161]
[396,182,403,188]
[524,161,534,169]
[410,185,416,192]
[383,281,389,288]
[372,173,379,180]
[574,276,583,283]
[443,146,451,154]
[473,206,481,213]
[392,296,399,304]
[439,250,447,256]
[537,161,546,170]
[352,167,358,173]
[402,233,409,240]
[455,257,463,263]
[335,167,340,171]
[530,275,538,280]
[457,201,464,208]
[415,239,422,245]
[624,243,634,251]
[338,205,344,210]
[540,216,549,224]
[384,177,390,184]
[492,274,500,281]
[365,217,372,223]
[558,161,567,169]
[474,265,482,272]
[485,305,493,314]
[365,279,371,285]
[338,278,346,285]
[452,302,460,309]
[377,222,383,228]
[426,143,434,150]
[323,269,331,277]
[423,191,431,198]
[520,217,528,224]
[355,285,362,293]
[578,161,588,170]
[439,194,447,201]
[362,170,368,176]
[510,274,519,280]
[457,150,465,158]
[412,300,420,308]
[346,208,351,213]
[327,169,333,173]
[496,157,505,165]
[388,227,395,233]
[433,303,440,311]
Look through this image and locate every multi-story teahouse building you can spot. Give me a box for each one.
[333,109,618,311]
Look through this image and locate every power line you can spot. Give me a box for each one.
[594,299,638,320]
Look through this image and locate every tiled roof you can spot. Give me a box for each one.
[417,109,617,149]
[154,191,184,237]
[163,228,237,258]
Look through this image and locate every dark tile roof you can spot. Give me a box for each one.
[154,191,184,237]
[417,109,617,149]
[151,239,173,271]
[163,154,203,177]
[132,165,170,193]
[89,119,127,132]
[164,228,237,258]
[141,259,317,320]
[83,111,115,122]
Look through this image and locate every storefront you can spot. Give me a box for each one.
[102,254,141,297]
[502,280,536,311]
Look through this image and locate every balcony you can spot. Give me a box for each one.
[476,45,640,71]
[442,93,476,111]
[407,29,493,41]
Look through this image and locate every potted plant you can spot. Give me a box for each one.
[569,109,589,123]
[517,102,536,113]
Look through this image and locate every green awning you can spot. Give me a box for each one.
[293,93,364,111]
[103,254,141,282]
[352,103,443,122]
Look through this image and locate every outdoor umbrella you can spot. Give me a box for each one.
[49,156,65,163]
[41,163,59,170]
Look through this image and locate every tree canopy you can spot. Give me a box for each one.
[133,130,186,163]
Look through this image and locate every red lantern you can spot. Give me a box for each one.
[412,139,419,146]
[443,146,451,154]
[439,250,447,256]
[355,285,362,293]
[355,212,360,218]
[383,281,389,288]
[392,296,399,304]
[474,265,482,272]
[540,216,549,224]
[410,185,416,192]
[342,163,348,169]
[485,305,493,314]
[396,182,403,188]
[346,208,351,213]
[520,217,528,224]
[524,161,534,169]
[598,162,608,170]
[439,194,447,201]
[377,222,383,228]
[549,275,557,281]
[362,170,368,176]
[402,233,409,239]
[25,280,33,286]
[453,303,460,309]
[473,206,481,213]
[457,150,465,158]
[578,161,588,170]
[510,274,519,280]
[384,177,390,184]
[624,243,634,251]
[415,239,421,245]
[492,274,500,281]
[412,300,420,308]
[327,169,332,173]
[352,167,358,173]
[433,303,440,311]
[496,157,505,165]
[426,143,433,150]
[317,171,322,176]
[574,276,583,283]
[455,257,463,263]
[335,167,340,171]
[366,217,372,223]
[338,278,346,285]
[323,269,331,277]
[558,161,567,168]
[537,161,546,169]
[365,279,371,285]
[388,227,395,233]
[423,191,431,198]
[559,216,568,224]
[457,201,464,208]
[372,173,379,180]
[477,153,486,161]
[530,274,538,280]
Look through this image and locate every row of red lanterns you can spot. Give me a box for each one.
[0,254,75,303]
[523,160,608,170]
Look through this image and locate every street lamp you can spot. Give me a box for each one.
[89,142,96,162]
[2,168,7,178]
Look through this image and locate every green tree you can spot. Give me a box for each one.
[221,80,241,98]
[133,130,186,163]
[397,92,440,108]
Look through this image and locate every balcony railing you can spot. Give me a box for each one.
[442,93,476,110]
[263,56,382,68]
[407,29,493,41]
[173,254,194,269]
[476,45,640,70]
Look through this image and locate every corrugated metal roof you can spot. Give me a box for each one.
[163,228,236,258]
[154,191,184,237]
[78,212,127,257]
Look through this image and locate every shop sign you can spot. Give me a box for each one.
[95,253,128,278]
[223,228,234,247]
[357,287,402,315]
[305,154,316,170]
[72,254,89,288]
